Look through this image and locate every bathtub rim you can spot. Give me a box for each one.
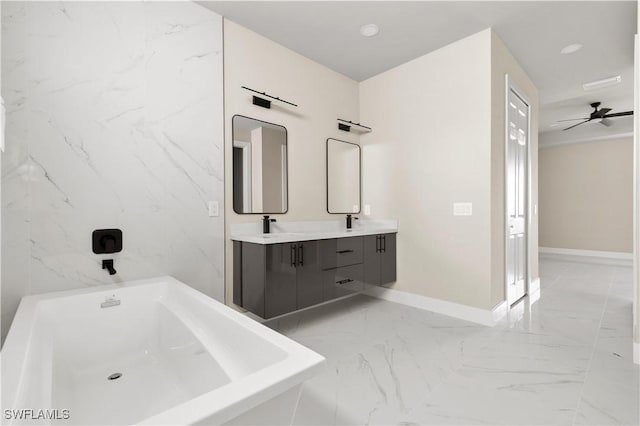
[1,276,326,425]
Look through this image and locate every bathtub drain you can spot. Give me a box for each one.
[107,373,122,381]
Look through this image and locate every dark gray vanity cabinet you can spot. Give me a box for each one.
[363,233,397,286]
[236,240,321,318]
[234,233,396,319]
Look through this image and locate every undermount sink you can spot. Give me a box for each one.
[259,232,303,238]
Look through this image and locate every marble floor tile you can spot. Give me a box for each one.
[406,369,583,425]
[264,260,639,425]
[574,339,639,425]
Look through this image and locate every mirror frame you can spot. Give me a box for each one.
[232,114,289,215]
[326,138,362,214]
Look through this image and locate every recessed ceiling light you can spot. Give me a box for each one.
[582,75,622,91]
[560,43,583,54]
[360,24,379,37]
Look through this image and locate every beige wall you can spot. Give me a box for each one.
[539,137,633,253]
[490,32,540,306]
[360,29,495,310]
[360,28,538,311]
[223,20,360,305]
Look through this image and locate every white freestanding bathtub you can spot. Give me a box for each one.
[1,277,325,425]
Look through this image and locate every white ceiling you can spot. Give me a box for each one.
[200,1,637,144]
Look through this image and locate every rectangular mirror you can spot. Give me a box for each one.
[232,115,288,214]
[327,138,361,214]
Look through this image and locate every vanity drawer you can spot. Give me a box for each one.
[323,264,364,301]
[319,237,364,269]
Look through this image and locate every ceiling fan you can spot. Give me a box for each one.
[559,102,634,131]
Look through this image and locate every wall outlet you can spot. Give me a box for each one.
[453,202,473,216]
[208,201,219,217]
[364,204,371,216]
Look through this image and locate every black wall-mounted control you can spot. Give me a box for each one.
[92,229,123,254]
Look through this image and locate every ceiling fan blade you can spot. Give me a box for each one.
[563,119,591,131]
[557,117,589,122]
[603,111,634,118]
[600,118,613,127]
[596,108,612,117]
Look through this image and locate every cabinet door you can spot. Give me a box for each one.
[241,243,266,317]
[363,234,381,285]
[265,243,297,318]
[296,241,324,309]
[233,241,243,307]
[380,234,397,284]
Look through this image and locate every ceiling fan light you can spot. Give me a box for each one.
[583,76,622,91]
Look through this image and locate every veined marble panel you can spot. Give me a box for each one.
[1,1,224,340]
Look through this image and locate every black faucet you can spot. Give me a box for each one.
[102,259,117,275]
[346,214,359,229]
[263,215,277,233]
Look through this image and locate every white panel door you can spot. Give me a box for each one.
[506,88,529,306]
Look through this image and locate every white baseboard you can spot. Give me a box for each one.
[539,247,633,266]
[634,342,639,365]
[491,300,508,324]
[530,277,540,294]
[364,286,507,327]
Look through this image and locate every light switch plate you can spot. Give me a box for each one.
[208,201,219,217]
[453,202,473,216]
[364,205,371,216]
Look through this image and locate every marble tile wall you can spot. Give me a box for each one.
[1,1,224,341]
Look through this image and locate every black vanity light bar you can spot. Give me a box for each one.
[241,86,298,109]
[337,118,372,133]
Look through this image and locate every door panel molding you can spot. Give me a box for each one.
[505,74,532,307]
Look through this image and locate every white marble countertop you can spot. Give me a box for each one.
[230,219,398,245]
